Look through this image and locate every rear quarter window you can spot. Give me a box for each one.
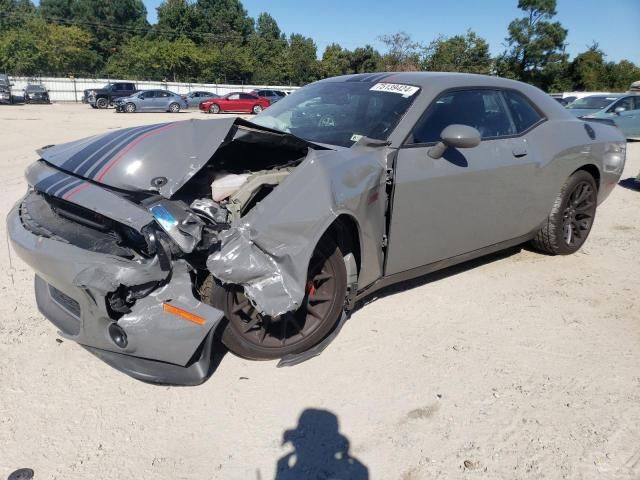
[503,91,544,133]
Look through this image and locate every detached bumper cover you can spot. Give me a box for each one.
[7,201,225,384]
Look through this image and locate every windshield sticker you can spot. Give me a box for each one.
[370,83,420,97]
[350,134,363,142]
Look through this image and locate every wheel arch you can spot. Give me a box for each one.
[572,164,601,190]
[322,214,362,278]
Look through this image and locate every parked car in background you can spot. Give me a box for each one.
[114,89,188,113]
[7,72,626,384]
[567,94,640,140]
[185,91,219,108]
[83,82,138,108]
[0,73,13,104]
[251,89,287,104]
[24,84,51,104]
[200,92,270,114]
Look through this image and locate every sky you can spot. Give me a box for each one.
[142,0,640,64]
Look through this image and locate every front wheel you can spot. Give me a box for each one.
[125,102,136,113]
[168,102,180,113]
[95,97,108,109]
[209,103,220,114]
[252,104,263,114]
[531,170,598,255]
[202,240,347,360]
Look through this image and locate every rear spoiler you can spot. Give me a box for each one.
[581,117,616,127]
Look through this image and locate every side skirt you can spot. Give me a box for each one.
[355,231,536,302]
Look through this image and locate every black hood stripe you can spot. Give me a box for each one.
[35,172,66,192]
[73,123,162,178]
[61,124,156,174]
[60,128,137,172]
[83,123,170,179]
[52,178,83,197]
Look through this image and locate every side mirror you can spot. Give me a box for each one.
[614,107,626,114]
[428,124,481,159]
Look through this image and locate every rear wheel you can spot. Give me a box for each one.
[95,97,108,109]
[252,104,263,114]
[209,103,220,114]
[202,239,347,360]
[168,102,180,113]
[125,102,136,113]
[531,170,598,255]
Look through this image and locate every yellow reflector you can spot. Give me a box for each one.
[163,303,206,325]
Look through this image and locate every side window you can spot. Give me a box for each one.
[634,96,640,111]
[503,90,543,132]
[158,91,170,98]
[228,93,240,100]
[240,93,255,100]
[409,89,516,144]
[126,83,135,91]
[140,91,153,99]
[609,96,634,112]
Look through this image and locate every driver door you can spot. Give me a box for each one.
[385,88,543,275]
[609,96,640,138]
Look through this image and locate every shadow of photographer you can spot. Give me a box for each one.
[274,408,368,480]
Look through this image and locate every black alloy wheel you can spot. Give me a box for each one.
[203,240,347,360]
[531,170,598,255]
[562,180,597,247]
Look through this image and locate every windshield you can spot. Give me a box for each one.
[567,96,617,110]
[252,81,420,147]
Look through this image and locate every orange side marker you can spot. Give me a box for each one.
[163,303,206,325]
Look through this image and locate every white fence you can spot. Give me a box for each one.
[8,76,299,102]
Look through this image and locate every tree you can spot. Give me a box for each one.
[250,13,287,83]
[193,0,254,45]
[606,60,640,92]
[39,0,72,19]
[569,43,607,91]
[320,43,351,77]
[348,45,382,73]
[0,0,36,32]
[283,34,318,84]
[107,36,204,81]
[379,32,422,71]
[0,18,99,75]
[156,0,199,41]
[65,0,150,59]
[498,0,568,88]
[423,30,491,74]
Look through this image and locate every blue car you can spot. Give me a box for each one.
[566,94,640,140]
[115,89,188,113]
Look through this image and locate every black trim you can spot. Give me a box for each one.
[401,86,548,148]
[361,231,537,302]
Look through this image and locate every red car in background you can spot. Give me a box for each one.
[199,92,270,114]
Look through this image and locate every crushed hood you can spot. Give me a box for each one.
[38,117,323,198]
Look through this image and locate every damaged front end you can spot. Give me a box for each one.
[9,117,371,383]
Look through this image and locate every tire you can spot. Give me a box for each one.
[168,102,180,113]
[125,102,136,113]
[252,104,263,114]
[95,97,108,109]
[209,103,220,114]
[531,170,598,255]
[202,239,347,360]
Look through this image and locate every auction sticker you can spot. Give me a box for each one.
[370,83,420,97]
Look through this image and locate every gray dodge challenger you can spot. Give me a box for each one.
[7,72,626,385]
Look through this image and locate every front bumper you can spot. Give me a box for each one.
[7,199,225,385]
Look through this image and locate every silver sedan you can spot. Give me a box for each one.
[115,89,188,113]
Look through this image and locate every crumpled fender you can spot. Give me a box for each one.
[207,146,390,317]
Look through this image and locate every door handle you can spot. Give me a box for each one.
[512,146,528,158]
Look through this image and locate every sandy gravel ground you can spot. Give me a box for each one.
[1,103,639,480]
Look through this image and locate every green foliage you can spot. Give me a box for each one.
[499,0,568,89]
[0,0,638,90]
[423,30,492,74]
[0,18,99,75]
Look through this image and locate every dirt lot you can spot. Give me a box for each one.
[1,103,639,480]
